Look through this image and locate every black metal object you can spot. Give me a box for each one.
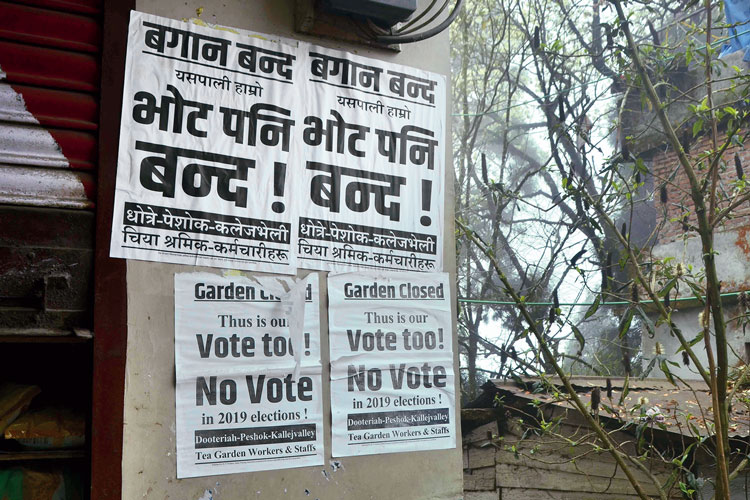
[323,0,417,28]
[0,205,94,332]
[375,0,463,44]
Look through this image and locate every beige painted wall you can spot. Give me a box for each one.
[121,1,460,498]
[642,230,750,380]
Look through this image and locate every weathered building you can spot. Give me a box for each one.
[619,38,750,377]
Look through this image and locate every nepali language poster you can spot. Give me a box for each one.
[174,272,323,478]
[110,11,300,272]
[295,45,445,272]
[328,271,456,456]
[110,11,445,273]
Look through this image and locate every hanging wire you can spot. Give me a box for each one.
[458,291,744,307]
[393,0,445,34]
[376,0,463,44]
[396,0,452,35]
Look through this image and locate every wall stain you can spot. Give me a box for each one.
[736,226,750,257]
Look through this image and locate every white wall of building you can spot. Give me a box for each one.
[119,1,462,498]
[642,230,750,379]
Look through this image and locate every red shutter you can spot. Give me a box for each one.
[0,0,103,496]
[0,0,100,330]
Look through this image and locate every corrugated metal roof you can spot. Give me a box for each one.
[488,377,750,439]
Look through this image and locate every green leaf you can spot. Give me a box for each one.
[618,374,630,406]
[659,277,677,297]
[584,295,601,319]
[692,119,704,138]
[679,482,695,495]
[618,308,634,339]
[642,356,658,378]
[636,306,656,339]
[570,323,586,355]
[685,281,706,306]
[588,217,602,233]
[688,421,702,437]
[676,330,704,353]
[635,422,647,452]
[635,157,648,173]
[663,466,680,491]
[660,359,676,385]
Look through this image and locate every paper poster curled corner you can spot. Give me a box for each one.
[245,274,313,381]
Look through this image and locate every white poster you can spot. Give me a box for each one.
[294,47,446,273]
[175,272,323,478]
[111,12,299,273]
[328,271,456,457]
[111,11,446,274]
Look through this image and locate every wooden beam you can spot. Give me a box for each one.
[90,1,133,499]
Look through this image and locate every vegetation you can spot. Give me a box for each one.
[453,0,750,497]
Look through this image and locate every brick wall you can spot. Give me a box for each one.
[651,133,750,246]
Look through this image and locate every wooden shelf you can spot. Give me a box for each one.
[0,449,86,461]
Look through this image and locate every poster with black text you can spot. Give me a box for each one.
[175,272,323,478]
[328,271,455,457]
[111,11,298,272]
[295,48,445,273]
[111,11,446,273]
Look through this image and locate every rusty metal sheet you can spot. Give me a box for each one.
[0,40,99,92]
[0,164,95,208]
[0,84,98,131]
[0,1,101,53]
[489,378,750,439]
